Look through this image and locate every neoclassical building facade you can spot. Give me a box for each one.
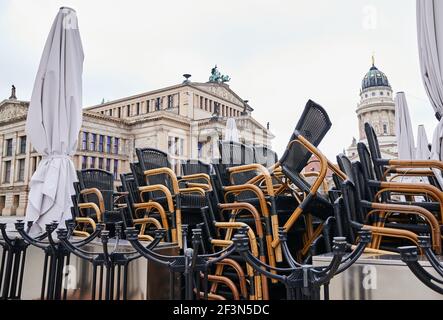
[346,59,398,160]
[0,67,273,216]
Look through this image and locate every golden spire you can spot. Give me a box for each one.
[371,53,375,66]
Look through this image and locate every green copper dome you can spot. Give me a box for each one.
[361,64,390,90]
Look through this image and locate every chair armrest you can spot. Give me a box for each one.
[80,188,105,213]
[377,182,443,222]
[206,274,240,300]
[179,173,211,185]
[364,224,420,249]
[365,202,441,254]
[133,217,162,229]
[212,258,248,299]
[183,182,212,191]
[144,167,179,194]
[139,185,174,212]
[228,164,275,196]
[178,187,206,196]
[75,217,97,231]
[78,202,103,222]
[133,201,169,230]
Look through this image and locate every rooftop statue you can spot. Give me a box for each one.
[209,65,230,83]
[9,85,17,100]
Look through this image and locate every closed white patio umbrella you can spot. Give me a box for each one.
[417,0,443,187]
[224,118,240,142]
[416,124,431,160]
[395,92,416,160]
[25,7,84,233]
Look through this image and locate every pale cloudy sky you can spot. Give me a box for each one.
[0,0,435,159]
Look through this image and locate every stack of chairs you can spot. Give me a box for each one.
[65,99,354,300]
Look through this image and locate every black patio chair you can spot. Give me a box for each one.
[357,143,443,252]
[211,141,282,270]
[268,100,347,259]
[336,154,441,254]
[120,172,170,241]
[364,122,443,193]
[76,169,125,235]
[180,160,212,190]
[136,148,208,248]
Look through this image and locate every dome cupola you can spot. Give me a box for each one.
[361,57,390,90]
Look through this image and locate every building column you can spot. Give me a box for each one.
[16,191,28,216]
[2,193,16,216]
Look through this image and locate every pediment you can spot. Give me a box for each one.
[193,83,244,106]
[0,100,28,123]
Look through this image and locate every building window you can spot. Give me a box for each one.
[146,100,150,113]
[127,105,131,117]
[90,156,96,168]
[168,137,184,156]
[198,142,203,159]
[117,107,121,118]
[365,94,368,98]
[106,136,112,153]
[114,138,119,154]
[19,136,26,154]
[380,91,384,96]
[17,159,25,181]
[82,156,87,169]
[98,158,104,169]
[98,135,104,152]
[156,98,161,111]
[168,95,174,109]
[113,160,119,180]
[90,133,97,151]
[383,124,388,134]
[106,159,111,172]
[81,132,88,150]
[387,92,390,96]
[200,96,204,109]
[136,102,140,115]
[5,139,12,156]
[31,157,38,175]
[109,109,113,117]
[4,161,11,183]
[168,137,175,155]
[179,138,184,156]
[371,92,376,96]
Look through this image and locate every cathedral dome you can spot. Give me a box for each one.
[361,64,390,90]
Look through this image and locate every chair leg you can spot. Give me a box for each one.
[176,209,183,248]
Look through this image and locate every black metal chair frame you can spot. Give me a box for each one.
[0,224,28,300]
[56,221,160,300]
[14,218,102,300]
[125,224,237,300]
[399,236,443,295]
[232,226,371,300]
